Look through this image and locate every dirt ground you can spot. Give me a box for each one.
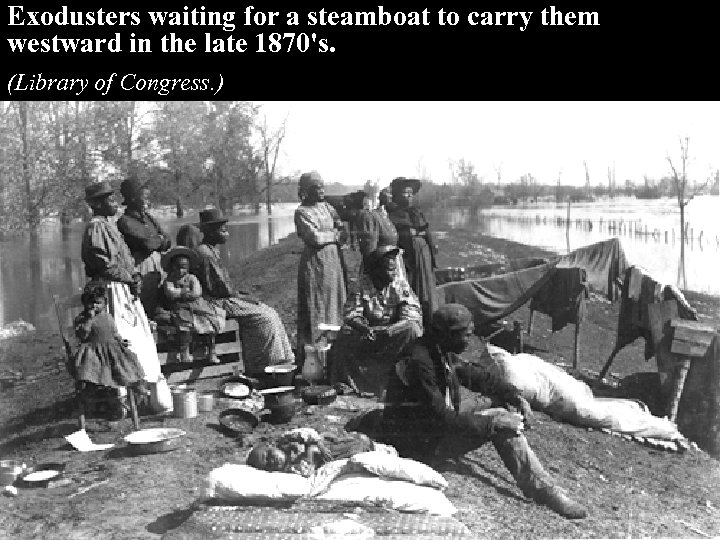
[1,228,719,539]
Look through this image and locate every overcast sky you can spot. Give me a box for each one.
[254,101,720,187]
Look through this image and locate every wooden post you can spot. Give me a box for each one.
[667,357,692,422]
[573,319,580,370]
[566,198,571,253]
[128,388,140,430]
[528,310,535,336]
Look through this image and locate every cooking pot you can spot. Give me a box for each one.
[264,363,296,387]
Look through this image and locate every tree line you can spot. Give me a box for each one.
[0,100,290,235]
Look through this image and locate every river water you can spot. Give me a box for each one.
[1,197,718,331]
[0,204,298,332]
[427,194,720,296]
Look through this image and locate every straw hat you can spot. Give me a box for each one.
[161,246,198,271]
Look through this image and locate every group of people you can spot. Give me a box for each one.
[71,178,294,416]
[270,171,583,519]
[294,173,439,373]
[71,172,587,519]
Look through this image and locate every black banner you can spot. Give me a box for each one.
[1,2,710,100]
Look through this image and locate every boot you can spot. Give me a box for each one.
[532,485,587,519]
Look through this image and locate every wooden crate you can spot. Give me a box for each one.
[157,318,244,384]
[670,319,715,358]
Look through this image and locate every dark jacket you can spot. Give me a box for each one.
[387,206,437,270]
[117,209,170,266]
[383,338,492,437]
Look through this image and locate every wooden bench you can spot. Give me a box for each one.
[154,318,244,385]
[54,293,244,389]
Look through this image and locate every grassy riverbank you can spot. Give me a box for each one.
[1,228,719,539]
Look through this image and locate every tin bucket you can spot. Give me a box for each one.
[172,386,198,419]
[197,392,215,412]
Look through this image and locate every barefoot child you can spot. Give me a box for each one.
[71,282,148,417]
[156,246,226,363]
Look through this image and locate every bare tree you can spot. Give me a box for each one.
[493,162,503,185]
[583,160,591,197]
[666,136,710,289]
[254,114,287,214]
[416,158,431,181]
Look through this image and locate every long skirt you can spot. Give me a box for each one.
[106,281,162,383]
[297,244,346,365]
[405,237,438,327]
[209,296,293,376]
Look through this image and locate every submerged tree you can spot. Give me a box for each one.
[666,136,710,289]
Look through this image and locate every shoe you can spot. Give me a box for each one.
[534,486,587,519]
[207,353,221,364]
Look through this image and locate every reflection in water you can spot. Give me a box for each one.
[0,211,298,330]
[429,204,720,296]
[4,199,717,330]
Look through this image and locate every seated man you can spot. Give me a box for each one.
[193,209,294,376]
[330,245,423,397]
[380,303,587,519]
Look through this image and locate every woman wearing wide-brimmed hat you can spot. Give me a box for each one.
[80,181,163,391]
[294,171,348,368]
[193,208,294,375]
[387,177,438,328]
[116,177,172,315]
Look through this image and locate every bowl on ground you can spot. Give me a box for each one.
[218,408,260,437]
[20,462,65,488]
[220,381,252,399]
[124,428,186,454]
[302,385,337,405]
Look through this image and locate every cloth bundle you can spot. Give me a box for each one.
[204,450,456,516]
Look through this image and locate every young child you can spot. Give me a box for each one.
[156,246,225,363]
[71,282,148,417]
[246,428,375,477]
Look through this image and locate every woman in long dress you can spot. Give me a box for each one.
[295,171,347,367]
[387,177,438,328]
[356,187,406,281]
[80,181,163,388]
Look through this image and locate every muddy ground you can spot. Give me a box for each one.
[1,228,719,539]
